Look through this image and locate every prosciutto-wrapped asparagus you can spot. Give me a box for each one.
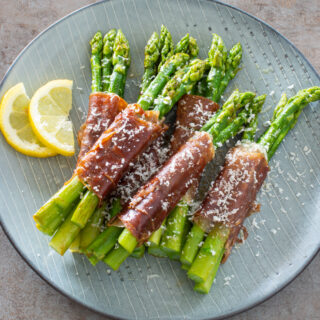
[103,90,257,269]
[160,35,243,258]
[85,94,218,263]
[34,30,129,236]
[184,87,320,293]
[43,52,207,255]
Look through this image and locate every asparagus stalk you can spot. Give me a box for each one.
[259,87,320,160]
[181,95,265,267]
[71,191,99,228]
[187,225,229,283]
[49,205,81,255]
[193,250,224,294]
[205,34,227,102]
[188,87,320,293]
[33,176,85,235]
[90,31,103,92]
[174,34,190,54]
[69,235,81,253]
[216,43,242,102]
[180,224,205,267]
[153,59,207,118]
[108,29,131,97]
[131,245,145,259]
[147,219,168,258]
[157,25,174,71]
[137,52,190,110]
[101,29,117,92]
[85,199,122,263]
[79,203,106,251]
[103,245,130,271]
[140,32,161,95]
[159,199,189,258]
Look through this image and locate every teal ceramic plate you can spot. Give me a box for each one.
[0,1,319,319]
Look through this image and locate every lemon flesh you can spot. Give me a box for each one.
[29,79,75,156]
[0,83,57,157]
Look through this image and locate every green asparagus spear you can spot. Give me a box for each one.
[90,31,103,92]
[216,42,242,102]
[147,219,168,258]
[71,190,99,229]
[49,207,81,255]
[85,199,122,263]
[258,87,320,160]
[79,203,106,251]
[101,29,117,92]
[154,59,207,117]
[140,32,161,95]
[33,176,85,235]
[271,93,287,122]
[188,225,229,283]
[108,29,131,97]
[104,244,130,270]
[131,245,145,259]
[205,34,227,102]
[157,25,174,71]
[242,94,267,141]
[160,199,189,257]
[187,87,320,293]
[174,34,190,54]
[137,53,190,110]
[188,37,199,58]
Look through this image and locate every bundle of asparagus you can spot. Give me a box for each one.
[83,29,206,263]
[157,34,242,260]
[102,89,258,270]
[32,24,319,297]
[35,26,207,256]
[34,29,130,239]
[183,87,320,293]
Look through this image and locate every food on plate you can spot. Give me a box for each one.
[159,33,242,259]
[28,24,320,294]
[0,83,57,157]
[29,79,74,156]
[184,87,320,293]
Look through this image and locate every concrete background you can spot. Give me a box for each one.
[0,1,319,319]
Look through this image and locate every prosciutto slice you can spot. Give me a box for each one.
[118,131,215,243]
[76,104,164,199]
[193,143,269,262]
[77,92,127,162]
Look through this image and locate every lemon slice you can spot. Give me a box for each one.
[29,79,75,156]
[0,83,57,157]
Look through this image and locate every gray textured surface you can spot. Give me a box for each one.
[0,0,319,319]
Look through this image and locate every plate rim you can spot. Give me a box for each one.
[0,0,319,319]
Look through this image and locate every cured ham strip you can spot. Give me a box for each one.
[118,131,215,243]
[114,94,219,205]
[76,104,164,199]
[193,143,269,261]
[77,92,127,162]
[171,94,219,153]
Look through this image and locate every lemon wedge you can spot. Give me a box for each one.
[0,83,57,157]
[29,79,75,156]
